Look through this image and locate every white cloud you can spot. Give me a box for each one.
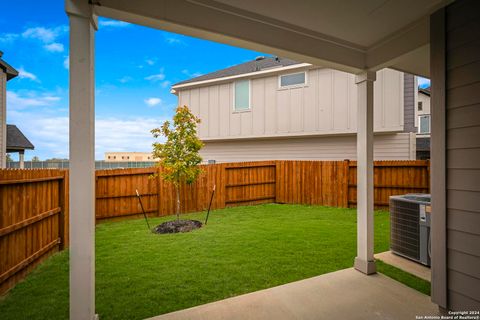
[7,90,60,110]
[17,67,39,82]
[0,33,19,43]
[22,26,67,43]
[118,76,133,84]
[160,80,171,88]
[99,19,130,28]
[63,56,69,69]
[165,36,186,46]
[181,69,203,78]
[145,72,166,82]
[144,97,162,107]
[44,42,64,52]
[145,59,155,66]
[8,110,166,159]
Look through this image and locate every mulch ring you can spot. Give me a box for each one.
[153,219,203,234]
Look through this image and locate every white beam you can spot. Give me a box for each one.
[94,0,366,74]
[366,16,430,75]
[354,71,376,275]
[18,151,24,169]
[66,0,97,319]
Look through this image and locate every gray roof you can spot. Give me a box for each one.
[6,125,34,151]
[418,87,430,96]
[173,56,301,87]
[0,51,18,81]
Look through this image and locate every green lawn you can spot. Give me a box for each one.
[0,204,393,320]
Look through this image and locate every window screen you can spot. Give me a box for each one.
[234,80,250,111]
[418,101,423,111]
[419,115,430,134]
[280,72,306,87]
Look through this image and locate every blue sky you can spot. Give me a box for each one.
[1,1,266,160]
[2,1,431,161]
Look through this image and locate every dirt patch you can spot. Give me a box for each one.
[153,220,203,234]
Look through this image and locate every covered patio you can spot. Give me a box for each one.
[65,0,479,318]
[150,268,437,320]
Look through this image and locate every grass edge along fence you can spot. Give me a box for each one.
[0,159,429,295]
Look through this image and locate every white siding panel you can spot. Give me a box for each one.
[218,83,230,136]
[264,77,277,134]
[318,69,333,131]
[277,89,289,133]
[176,67,405,140]
[208,86,219,137]
[200,133,414,163]
[333,71,349,130]
[303,69,317,132]
[289,87,304,132]
[252,78,265,135]
[199,87,209,137]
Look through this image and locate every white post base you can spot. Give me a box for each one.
[354,257,376,275]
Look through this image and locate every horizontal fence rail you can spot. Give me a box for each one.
[0,160,429,295]
[0,169,68,295]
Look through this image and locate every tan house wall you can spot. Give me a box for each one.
[444,0,480,311]
[178,68,404,141]
[200,133,416,163]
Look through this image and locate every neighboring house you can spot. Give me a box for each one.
[171,56,417,163]
[104,151,155,162]
[416,87,431,160]
[6,124,35,169]
[0,51,19,168]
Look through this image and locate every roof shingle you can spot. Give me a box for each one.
[173,56,300,87]
[6,125,34,151]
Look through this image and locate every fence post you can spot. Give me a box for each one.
[157,166,162,216]
[343,159,350,208]
[58,170,67,250]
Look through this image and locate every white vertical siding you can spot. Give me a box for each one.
[177,67,404,140]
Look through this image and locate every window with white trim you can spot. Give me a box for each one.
[418,115,431,134]
[279,72,306,88]
[234,80,250,111]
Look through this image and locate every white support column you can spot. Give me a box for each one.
[0,71,6,169]
[354,71,376,275]
[66,1,97,319]
[19,151,24,169]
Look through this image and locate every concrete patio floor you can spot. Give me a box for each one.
[149,268,439,320]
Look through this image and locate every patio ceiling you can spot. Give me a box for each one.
[94,0,451,77]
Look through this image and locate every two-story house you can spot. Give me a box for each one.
[416,87,431,159]
[171,57,418,163]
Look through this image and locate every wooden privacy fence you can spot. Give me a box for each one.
[1,160,429,294]
[0,169,68,295]
[95,160,429,220]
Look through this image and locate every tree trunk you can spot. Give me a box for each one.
[175,185,180,222]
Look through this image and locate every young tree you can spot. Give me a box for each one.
[151,105,203,221]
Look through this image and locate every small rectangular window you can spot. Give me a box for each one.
[418,101,423,111]
[234,80,250,111]
[418,115,430,134]
[279,72,306,88]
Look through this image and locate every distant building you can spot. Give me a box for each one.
[7,124,35,168]
[172,57,418,163]
[0,51,19,168]
[104,152,156,162]
[416,87,431,160]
